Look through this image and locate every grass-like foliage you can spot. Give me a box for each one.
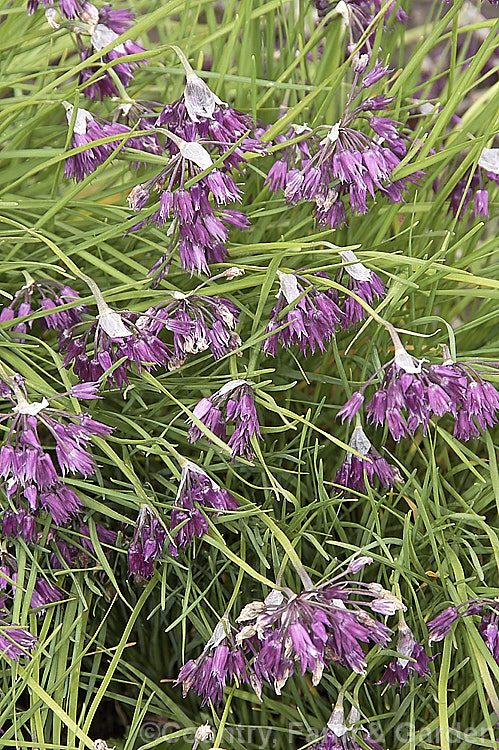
[0,0,498,748]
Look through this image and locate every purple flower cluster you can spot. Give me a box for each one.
[127,61,264,276]
[428,597,499,665]
[334,424,401,494]
[0,607,37,661]
[449,148,499,220]
[64,103,151,181]
[169,461,238,557]
[336,250,385,327]
[0,276,86,338]
[262,270,343,356]
[266,63,423,228]
[236,558,404,695]
[378,618,431,690]
[127,505,166,579]
[338,338,499,441]
[313,704,384,750]
[175,617,249,706]
[0,376,111,530]
[59,299,181,390]
[187,380,262,460]
[150,286,242,369]
[0,555,64,614]
[78,4,147,100]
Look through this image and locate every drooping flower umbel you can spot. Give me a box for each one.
[0,375,111,528]
[149,268,244,369]
[169,460,238,557]
[187,380,262,460]
[127,505,166,580]
[0,272,86,336]
[335,250,385,328]
[262,270,343,356]
[236,557,404,694]
[334,423,401,494]
[59,276,184,390]
[338,334,499,442]
[428,597,499,665]
[266,62,423,228]
[313,701,384,750]
[77,4,148,100]
[128,49,264,278]
[175,616,250,706]
[377,614,431,690]
[63,102,150,182]
[0,606,37,661]
[448,147,499,221]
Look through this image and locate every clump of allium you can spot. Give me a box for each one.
[169,461,238,557]
[175,617,251,706]
[63,103,155,181]
[338,333,499,442]
[127,505,166,580]
[448,147,499,220]
[428,596,499,665]
[236,557,403,695]
[59,277,187,390]
[0,375,111,528]
[313,701,384,750]
[127,49,264,278]
[334,424,401,494]
[262,270,343,356]
[266,62,423,228]
[187,380,262,460]
[377,614,432,690]
[0,274,87,338]
[149,268,244,368]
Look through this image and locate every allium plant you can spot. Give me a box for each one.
[169,460,238,557]
[266,62,423,228]
[188,380,262,460]
[3,0,499,748]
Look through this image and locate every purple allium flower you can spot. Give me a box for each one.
[336,251,385,328]
[428,598,499,664]
[50,521,117,569]
[0,275,87,338]
[0,610,37,661]
[127,505,166,580]
[151,286,242,368]
[338,337,499,442]
[266,65,423,228]
[169,461,238,557]
[0,374,112,527]
[236,559,403,693]
[377,617,431,690]
[187,380,262,460]
[313,703,384,750]
[59,298,178,390]
[448,148,499,220]
[63,103,146,181]
[262,270,343,356]
[2,508,37,543]
[175,617,249,706]
[29,577,64,613]
[128,54,264,277]
[78,17,148,100]
[334,424,401,494]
